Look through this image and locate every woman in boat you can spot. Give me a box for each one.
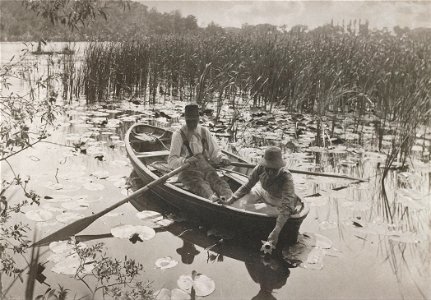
[226,146,304,248]
[168,103,233,201]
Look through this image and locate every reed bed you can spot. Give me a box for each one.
[79,28,430,115]
[78,27,430,153]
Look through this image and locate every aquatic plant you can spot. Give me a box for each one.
[77,26,430,160]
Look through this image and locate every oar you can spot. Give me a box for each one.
[229,162,367,182]
[33,163,190,247]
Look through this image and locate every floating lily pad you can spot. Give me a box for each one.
[51,253,94,275]
[171,289,191,300]
[107,175,127,182]
[46,252,66,263]
[49,241,74,254]
[111,160,129,167]
[155,288,190,300]
[56,212,84,223]
[155,218,175,227]
[91,170,110,179]
[41,204,63,212]
[46,182,65,190]
[136,210,163,221]
[111,224,156,240]
[303,247,324,270]
[304,196,328,207]
[155,256,178,270]
[113,178,127,188]
[177,273,215,297]
[62,200,90,211]
[136,210,175,228]
[25,209,53,222]
[83,182,105,191]
[389,233,425,244]
[314,233,333,249]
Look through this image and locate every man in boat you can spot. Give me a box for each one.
[168,103,233,201]
[225,146,304,248]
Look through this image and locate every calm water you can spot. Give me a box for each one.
[1,42,430,300]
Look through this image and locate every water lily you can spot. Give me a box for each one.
[260,240,276,254]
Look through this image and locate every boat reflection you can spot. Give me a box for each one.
[127,171,292,300]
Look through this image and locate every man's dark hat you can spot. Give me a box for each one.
[184,103,200,120]
[259,146,286,169]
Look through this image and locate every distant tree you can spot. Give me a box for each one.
[289,25,308,34]
[22,0,131,30]
[393,25,411,37]
[183,15,199,32]
[205,21,225,35]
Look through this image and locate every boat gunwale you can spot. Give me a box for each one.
[125,123,309,220]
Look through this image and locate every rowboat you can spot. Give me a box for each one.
[125,123,309,246]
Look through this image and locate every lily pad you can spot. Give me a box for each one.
[155,256,178,270]
[56,212,84,223]
[25,209,53,222]
[91,170,110,179]
[111,224,156,241]
[136,210,163,221]
[41,204,64,212]
[49,241,74,254]
[314,233,333,249]
[62,200,90,211]
[154,288,191,300]
[111,160,129,167]
[177,272,215,297]
[51,253,94,275]
[83,182,105,191]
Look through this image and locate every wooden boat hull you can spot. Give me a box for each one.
[125,123,308,246]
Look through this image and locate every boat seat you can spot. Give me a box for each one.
[135,150,170,158]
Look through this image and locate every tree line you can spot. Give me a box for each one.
[0,0,201,41]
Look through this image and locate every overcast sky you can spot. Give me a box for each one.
[139,1,431,30]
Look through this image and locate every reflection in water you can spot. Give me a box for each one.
[246,257,290,300]
[128,171,293,300]
[176,241,200,265]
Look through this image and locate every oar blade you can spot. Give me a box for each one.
[33,214,99,247]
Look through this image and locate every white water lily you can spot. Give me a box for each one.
[111,224,156,240]
[25,209,53,222]
[155,257,178,270]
